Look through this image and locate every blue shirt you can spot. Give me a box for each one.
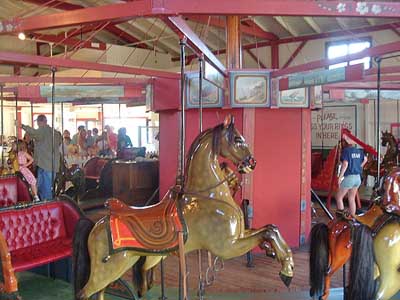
[341,147,365,176]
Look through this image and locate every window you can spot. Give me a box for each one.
[327,38,371,70]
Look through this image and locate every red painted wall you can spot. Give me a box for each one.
[252,109,310,246]
[159,108,311,247]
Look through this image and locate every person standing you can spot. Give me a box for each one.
[336,133,367,218]
[21,114,62,200]
[17,140,40,202]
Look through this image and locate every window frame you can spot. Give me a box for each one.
[325,36,373,70]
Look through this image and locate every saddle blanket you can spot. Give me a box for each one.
[108,199,185,253]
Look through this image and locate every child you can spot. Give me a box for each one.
[17,140,40,202]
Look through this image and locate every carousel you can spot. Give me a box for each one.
[0,1,400,300]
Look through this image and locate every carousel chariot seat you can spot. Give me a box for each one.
[0,173,33,208]
[83,157,109,181]
[0,198,82,296]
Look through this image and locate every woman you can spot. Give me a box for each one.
[117,127,132,151]
[336,133,367,218]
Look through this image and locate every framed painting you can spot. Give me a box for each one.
[145,84,153,112]
[186,72,223,108]
[230,71,270,108]
[278,87,309,108]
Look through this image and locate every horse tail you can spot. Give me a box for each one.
[73,218,95,300]
[132,256,147,297]
[309,223,329,298]
[347,224,376,300]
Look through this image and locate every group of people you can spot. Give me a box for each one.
[62,125,132,157]
[11,115,134,203]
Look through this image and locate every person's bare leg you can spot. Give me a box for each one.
[347,187,358,216]
[335,188,349,211]
[31,184,38,197]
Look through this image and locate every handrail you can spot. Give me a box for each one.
[311,189,334,220]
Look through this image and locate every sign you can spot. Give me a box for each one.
[40,85,124,98]
[289,67,345,89]
[344,89,400,101]
[312,105,357,148]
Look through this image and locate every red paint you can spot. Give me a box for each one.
[252,109,308,247]
[0,76,149,85]
[153,78,180,111]
[271,43,279,69]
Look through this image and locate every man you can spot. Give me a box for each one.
[86,129,95,148]
[71,125,85,145]
[21,114,62,200]
[105,125,117,153]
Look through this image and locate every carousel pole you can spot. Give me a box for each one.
[375,56,382,187]
[51,66,56,199]
[197,56,205,300]
[101,103,105,153]
[14,92,18,140]
[0,85,3,167]
[178,36,188,300]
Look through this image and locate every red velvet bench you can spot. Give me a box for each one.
[83,157,109,182]
[0,198,82,298]
[0,174,33,208]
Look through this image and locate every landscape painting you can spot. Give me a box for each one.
[230,71,270,107]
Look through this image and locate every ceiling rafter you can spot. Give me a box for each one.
[19,0,150,50]
[303,17,322,33]
[273,16,299,36]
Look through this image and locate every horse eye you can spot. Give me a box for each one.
[234,137,242,144]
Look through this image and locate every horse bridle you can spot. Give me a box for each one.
[183,171,237,195]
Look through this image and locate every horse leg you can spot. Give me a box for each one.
[77,222,140,300]
[133,256,164,297]
[142,256,164,292]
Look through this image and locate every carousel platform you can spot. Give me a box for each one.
[16,271,400,300]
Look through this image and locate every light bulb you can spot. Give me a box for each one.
[18,32,26,40]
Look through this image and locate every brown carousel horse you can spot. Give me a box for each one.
[310,168,400,300]
[73,115,294,300]
[363,131,399,181]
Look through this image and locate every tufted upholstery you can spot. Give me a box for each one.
[0,201,81,272]
[84,157,109,180]
[0,175,32,208]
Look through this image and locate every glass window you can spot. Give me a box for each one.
[327,39,371,70]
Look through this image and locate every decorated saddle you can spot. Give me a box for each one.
[107,190,187,254]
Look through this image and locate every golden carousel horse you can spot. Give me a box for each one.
[310,168,400,300]
[363,131,399,181]
[73,115,294,300]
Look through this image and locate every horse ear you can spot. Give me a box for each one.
[223,114,234,128]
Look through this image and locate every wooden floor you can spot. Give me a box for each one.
[85,208,345,295]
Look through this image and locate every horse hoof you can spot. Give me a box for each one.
[279,272,292,288]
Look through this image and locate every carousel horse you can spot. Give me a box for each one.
[310,168,400,300]
[73,115,294,300]
[363,131,398,181]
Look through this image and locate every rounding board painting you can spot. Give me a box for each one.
[278,87,309,108]
[230,71,270,107]
[186,72,223,108]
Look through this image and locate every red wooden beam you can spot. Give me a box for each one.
[186,16,278,40]
[0,76,150,85]
[21,0,148,49]
[3,1,400,34]
[282,41,307,69]
[271,42,279,69]
[272,41,400,78]
[245,49,266,68]
[22,0,83,10]
[30,33,106,50]
[365,66,400,76]
[172,21,400,62]
[242,19,278,40]
[166,16,226,75]
[362,74,400,82]
[0,51,179,79]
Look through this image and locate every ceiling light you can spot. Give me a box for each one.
[18,32,26,40]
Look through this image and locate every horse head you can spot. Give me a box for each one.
[381,130,395,147]
[382,167,400,216]
[216,115,256,174]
